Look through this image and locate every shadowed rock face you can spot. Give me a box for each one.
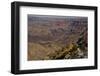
[28,14,88,61]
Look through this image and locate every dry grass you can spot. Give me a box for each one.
[28,42,62,60]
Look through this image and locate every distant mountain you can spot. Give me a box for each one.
[28,15,87,45]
